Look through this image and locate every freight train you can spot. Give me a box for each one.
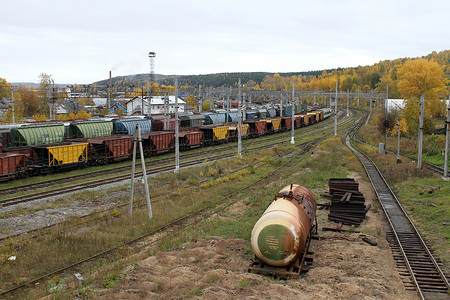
[0,108,331,181]
[249,184,317,278]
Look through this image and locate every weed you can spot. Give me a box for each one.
[78,286,95,299]
[239,278,248,288]
[192,286,202,296]
[111,208,120,218]
[103,272,126,288]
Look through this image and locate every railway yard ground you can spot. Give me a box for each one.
[0,114,449,299]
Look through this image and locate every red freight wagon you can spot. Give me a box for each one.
[244,120,267,137]
[282,117,292,129]
[151,118,180,131]
[142,131,175,155]
[0,153,26,181]
[294,115,303,128]
[179,131,203,150]
[87,135,133,164]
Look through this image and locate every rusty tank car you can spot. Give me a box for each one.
[249,184,317,277]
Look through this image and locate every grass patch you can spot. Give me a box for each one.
[394,178,450,267]
[2,113,367,298]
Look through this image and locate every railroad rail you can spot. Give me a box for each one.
[351,131,447,176]
[0,113,354,203]
[0,133,325,298]
[0,114,343,197]
[347,118,449,299]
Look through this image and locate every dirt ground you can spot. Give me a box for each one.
[95,173,419,300]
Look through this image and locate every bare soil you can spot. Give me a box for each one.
[95,173,419,300]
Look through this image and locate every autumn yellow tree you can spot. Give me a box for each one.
[397,58,447,99]
[397,58,448,167]
[185,94,196,108]
[0,77,11,99]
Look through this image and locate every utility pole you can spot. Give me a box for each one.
[238,78,242,158]
[280,92,283,117]
[329,91,332,109]
[357,87,360,107]
[108,71,112,117]
[417,94,425,168]
[291,82,295,144]
[148,51,156,118]
[174,77,180,173]
[198,84,202,113]
[334,81,338,136]
[242,92,247,121]
[397,123,401,163]
[129,124,152,219]
[346,89,349,117]
[443,95,450,180]
[141,87,145,115]
[227,86,231,122]
[11,87,15,124]
[385,84,388,153]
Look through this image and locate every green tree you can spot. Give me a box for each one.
[368,71,382,89]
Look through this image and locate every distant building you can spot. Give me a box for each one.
[126,96,186,116]
[386,99,405,113]
[110,102,127,114]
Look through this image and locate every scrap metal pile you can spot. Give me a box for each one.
[326,178,370,226]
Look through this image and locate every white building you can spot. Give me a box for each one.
[126,96,186,116]
[386,99,405,113]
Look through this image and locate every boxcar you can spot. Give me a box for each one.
[245,111,257,120]
[307,112,317,124]
[227,123,249,142]
[114,119,152,135]
[11,124,65,146]
[320,108,332,119]
[180,114,205,128]
[256,109,267,119]
[32,143,88,173]
[315,110,324,121]
[142,131,175,155]
[266,108,277,118]
[244,120,267,137]
[87,135,133,164]
[203,113,227,125]
[151,117,179,131]
[226,111,239,123]
[69,121,113,139]
[0,153,27,181]
[283,107,293,117]
[266,118,282,134]
[199,125,229,145]
[281,117,292,129]
[179,130,203,150]
[299,114,309,125]
[294,115,303,128]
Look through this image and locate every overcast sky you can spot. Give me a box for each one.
[1,0,448,84]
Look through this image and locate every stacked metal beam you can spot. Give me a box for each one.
[327,178,369,225]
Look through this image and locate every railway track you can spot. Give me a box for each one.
[0,113,350,198]
[0,131,325,298]
[351,131,447,176]
[0,153,235,208]
[347,118,449,299]
[0,111,353,242]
